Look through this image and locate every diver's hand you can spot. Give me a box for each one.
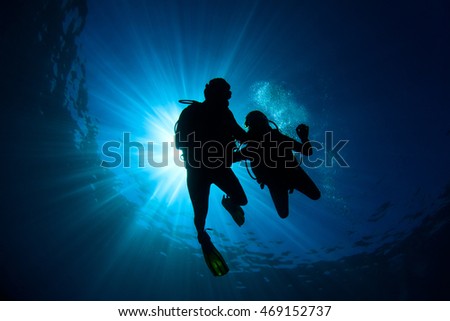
[296,124,309,142]
[232,150,245,163]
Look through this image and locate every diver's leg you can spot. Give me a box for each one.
[267,184,290,218]
[188,170,229,276]
[214,168,247,206]
[214,168,247,226]
[186,169,211,242]
[291,167,321,200]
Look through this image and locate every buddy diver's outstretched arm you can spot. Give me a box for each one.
[295,124,313,156]
[277,124,312,156]
[227,109,247,143]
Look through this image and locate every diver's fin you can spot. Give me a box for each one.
[222,195,245,227]
[200,235,229,277]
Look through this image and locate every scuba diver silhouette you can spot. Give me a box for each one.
[236,110,320,218]
[175,78,248,276]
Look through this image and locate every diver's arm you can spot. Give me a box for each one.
[233,141,259,163]
[232,142,251,163]
[298,140,313,156]
[232,149,246,163]
[234,125,248,143]
[296,124,313,156]
[227,109,247,142]
[281,135,308,154]
[278,129,313,156]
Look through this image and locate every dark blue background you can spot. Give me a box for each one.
[1,0,449,300]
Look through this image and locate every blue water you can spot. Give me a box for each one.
[1,0,449,300]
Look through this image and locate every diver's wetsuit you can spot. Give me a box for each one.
[241,128,320,218]
[176,100,247,239]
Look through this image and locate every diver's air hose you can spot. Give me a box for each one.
[178,99,199,105]
[244,160,257,181]
[268,120,279,131]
